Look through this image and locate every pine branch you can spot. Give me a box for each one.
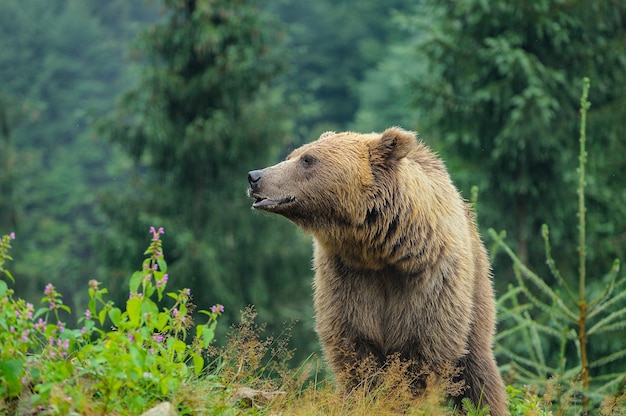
[587,279,626,320]
[542,224,577,303]
[588,259,622,313]
[587,307,626,336]
[589,348,626,369]
[489,228,578,321]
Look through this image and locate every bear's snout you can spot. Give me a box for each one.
[248,169,263,186]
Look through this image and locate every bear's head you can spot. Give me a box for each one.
[247,127,417,232]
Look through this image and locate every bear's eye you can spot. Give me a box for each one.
[300,154,317,168]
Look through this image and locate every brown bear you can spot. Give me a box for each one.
[247,127,507,415]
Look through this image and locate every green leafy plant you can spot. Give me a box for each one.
[493,79,626,413]
[0,227,223,414]
[505,385,552,416]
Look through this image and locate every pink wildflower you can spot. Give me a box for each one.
[211,304,225,314]
[156,274,168,288]
[150,226,165,240]
[44,283,54,296]
[35,318,46,332]
[9,232,15,239]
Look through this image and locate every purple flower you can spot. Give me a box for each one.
[128,333,136,343]
[150,226,165,241]
[34,319,46,332]
[156,274,168,288]
[9,232,15,239]
[44,283,54,296]
[152,334,164,343]
[211,304,225,314]
[85,309,91,320]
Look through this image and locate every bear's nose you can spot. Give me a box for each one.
[248,170,263,185]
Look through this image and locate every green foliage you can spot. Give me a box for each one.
[495,80,626,412]
[505,385,552,416]
[0,228,222,414]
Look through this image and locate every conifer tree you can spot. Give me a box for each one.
[99,0,314,350]
[404,0,626,276]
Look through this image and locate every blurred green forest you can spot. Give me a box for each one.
[1,0,625,381]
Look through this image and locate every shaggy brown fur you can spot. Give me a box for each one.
[247,127,508,415]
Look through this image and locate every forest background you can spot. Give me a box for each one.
[1,0,625,395]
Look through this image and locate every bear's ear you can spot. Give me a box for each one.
[370,127,415,164]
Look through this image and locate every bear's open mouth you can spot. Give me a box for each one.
[252,196,295,209]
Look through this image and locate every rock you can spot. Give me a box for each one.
[140,402,178,416]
